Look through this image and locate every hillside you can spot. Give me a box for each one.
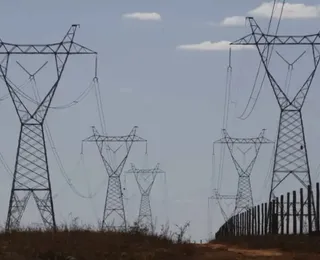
[0,228,319,259]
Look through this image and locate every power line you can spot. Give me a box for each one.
[237,0,286,120]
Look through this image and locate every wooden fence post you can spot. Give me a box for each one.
[293,190,297,235]
[308,185,312,234]
[235,214,238,236]
[241,212,245,236]
[248,209,252,236]
[264,202,268,235]
[245,210,248,236]
[300,188,304,235]
[269,200,273,234]
[252,207,256,235]
[286,192,290,235]
[317,182,320,232]
[271,199,277,234]
[280,194,284,235]
[257,204,260,235]
[275,197,279,234]
[261,203,264,235]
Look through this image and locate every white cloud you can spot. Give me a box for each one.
[249,2,320,19]
[122,12,162,21]
[176,41,254,52]
[220,16,246,27]
[218,2,320,27]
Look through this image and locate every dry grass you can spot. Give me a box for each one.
[0,222,200,260]
[1,222,320,259]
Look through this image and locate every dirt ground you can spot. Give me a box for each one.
[197,243,320,259]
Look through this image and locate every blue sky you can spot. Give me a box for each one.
[0,0,320,241]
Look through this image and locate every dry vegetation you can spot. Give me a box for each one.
[0,221,320,259]
[0,221,199,260]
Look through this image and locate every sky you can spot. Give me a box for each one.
[0,0,320,242]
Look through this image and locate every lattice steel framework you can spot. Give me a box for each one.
[232,17,320,227]
[126,163,165,231]
[83,126,147,230]
[0,25,96,232]
[214,129,273,215]
[209,189,238,222]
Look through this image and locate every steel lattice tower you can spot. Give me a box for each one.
[126,163,165,231]
[214,129,273,215]
[232,17,320,226]
[83,126,147,230]
[0,25,96,231]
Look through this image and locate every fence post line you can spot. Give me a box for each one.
[261,202,264,235]
[293,190,297,235]
[252,207,256,235]
[300,188,304,235]
[264,202,268,235]
[271,199,275,234]
[235,214,238,236]
[239,213,242,236]
[316,182,320,232]
[280,194,284,235]
[257,205,260,235]
[247,210,250,236]
[249,209,252,236]
[275,197,279,234]
[308,185,312,234]
[242,212,244,236]
[268,200,273,234]
[245,211,247,236]
[286,192,290,235]
[237,214,240,236]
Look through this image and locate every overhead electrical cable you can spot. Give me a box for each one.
[31,77,105,199]
[237,0,286,120]
[217,49,233,191]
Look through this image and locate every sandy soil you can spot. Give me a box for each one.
[197,243,320,259]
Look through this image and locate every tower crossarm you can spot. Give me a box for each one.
[214,129,273,145]
[126,163,164,195]
[0,25,96,55]
[82,126,147,176]
[82,126,147,143]
[231,17,320,46]
[0,24,97,124]
[231,17,320,110]
[210,189,239,222]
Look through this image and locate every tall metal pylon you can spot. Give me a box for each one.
[208,189,238,239]
[0,25,97,231]
[82,126,147,230]
[126,163,165,231]
[214,129,273,215]
[232,17,320,228]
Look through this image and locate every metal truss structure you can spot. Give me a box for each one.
[214,129,273,215]
[126,163,165,231]
[209,189,238,222]
[208,189,239,240]
[232,17,320,229]
[0,25,96,232]
[83,126,147,230]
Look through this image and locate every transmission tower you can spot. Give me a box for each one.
[0,25,96,231]
[82,126,147,230]
[214,129,273,215]
[232,17,320,227]
[126,163,165,231]
[209,189,238,222]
